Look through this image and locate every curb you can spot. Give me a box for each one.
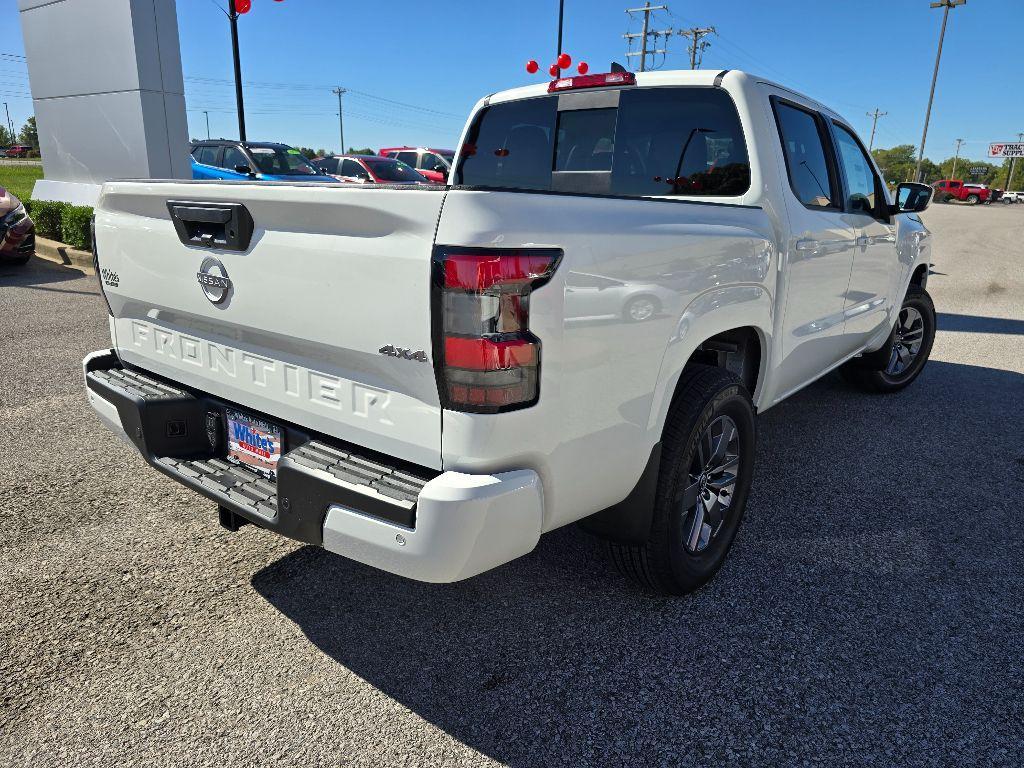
[34,236,93,272]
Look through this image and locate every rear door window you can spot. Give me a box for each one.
[456,87,750,197]
[611,87,750,196]
[456,96,557,190]
[341,158,370,179]
[774,101,839,209]
[193,146,220,166]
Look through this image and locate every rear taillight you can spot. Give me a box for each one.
[433,247,561,413]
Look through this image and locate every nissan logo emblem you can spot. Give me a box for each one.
[197,256,232,304]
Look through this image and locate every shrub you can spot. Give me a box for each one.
[29,199,66,239]
[60,205,93,250]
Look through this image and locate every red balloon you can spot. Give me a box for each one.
[557,53,572,69]
[235,0,251,12]
[549,64,560,77]
[526,60,539,74]
[577,61,589,75]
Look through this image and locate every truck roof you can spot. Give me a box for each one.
[487,69,813,104]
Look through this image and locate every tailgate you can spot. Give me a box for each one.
[94,181,445,470]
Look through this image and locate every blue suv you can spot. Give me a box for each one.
[190,140,339,183]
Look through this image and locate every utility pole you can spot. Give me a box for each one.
[228,0,247,141]
[1006,131,1024,191]
[915,0,966,182]
[866,108,887,150]
[332,87,346,154]
[203,110,211,140]
[624,3,670,73]
[951,137,964,179]
[678,26,716,70]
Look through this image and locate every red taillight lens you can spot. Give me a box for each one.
[547,71,636,92]
[433,247,561,414]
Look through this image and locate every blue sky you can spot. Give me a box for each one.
[0,0,1020,162]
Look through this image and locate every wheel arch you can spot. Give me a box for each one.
[648,286,772,441]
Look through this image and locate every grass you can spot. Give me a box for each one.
[0,162,44,202]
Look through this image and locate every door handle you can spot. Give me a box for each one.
[855,235,870,247]
[794,239,820,252]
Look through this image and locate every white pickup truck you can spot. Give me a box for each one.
[85,69,936,595]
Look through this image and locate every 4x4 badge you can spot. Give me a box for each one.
[379,345,428,362]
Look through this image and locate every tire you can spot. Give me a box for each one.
[966,194,980,205]
[608,365,756,595]
[841,284,935,394]
[2,253,31,266]
[623,294,661,322]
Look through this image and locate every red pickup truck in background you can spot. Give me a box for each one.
[932,179,991,205]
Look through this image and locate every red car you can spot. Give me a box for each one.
[932,179,991,205]
[5,145,33,158]
[0,188,35,265]
[378,147,455,183]
[312,154,430,185]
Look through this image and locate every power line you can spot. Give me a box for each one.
[624,3,671,73]
[184,75,463,119]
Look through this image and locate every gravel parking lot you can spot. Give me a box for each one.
[2,203,1022,767]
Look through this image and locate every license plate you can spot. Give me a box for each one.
[225,408,283,480]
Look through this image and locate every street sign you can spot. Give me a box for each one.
[988,142,1024,158]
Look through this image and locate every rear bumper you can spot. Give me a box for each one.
[83,349,542,583]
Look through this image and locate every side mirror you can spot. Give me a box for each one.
[234,164,253,176]
[893,182,932,214]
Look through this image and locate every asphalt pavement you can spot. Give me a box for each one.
[2,203,1022,767]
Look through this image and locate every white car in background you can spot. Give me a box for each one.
[1001,190,1024,204]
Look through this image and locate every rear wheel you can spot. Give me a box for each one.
[842,285,935,393]
[966,193,980,205]
[608,365,756,595]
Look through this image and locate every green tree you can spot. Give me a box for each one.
[347,147,374,155]
[0,125,14,146]
[18,116,37,148]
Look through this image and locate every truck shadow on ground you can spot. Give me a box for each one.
[0,255,96,295]
[937,312,1024,335]
[252,360,1024,766]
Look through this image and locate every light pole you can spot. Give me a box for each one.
[915,0,966,182]
[228,0,246,141]
[951,137,964,179]
[203,110,211,140]
[556,0,565,72]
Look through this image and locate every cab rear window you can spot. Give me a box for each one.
[456,87,750,198]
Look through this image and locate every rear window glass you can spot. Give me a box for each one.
[458,96,557,191]
[456,87,750,198]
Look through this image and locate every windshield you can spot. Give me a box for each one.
[248,146,319,176]
[439,152,455,165]
[365,159,427,183]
